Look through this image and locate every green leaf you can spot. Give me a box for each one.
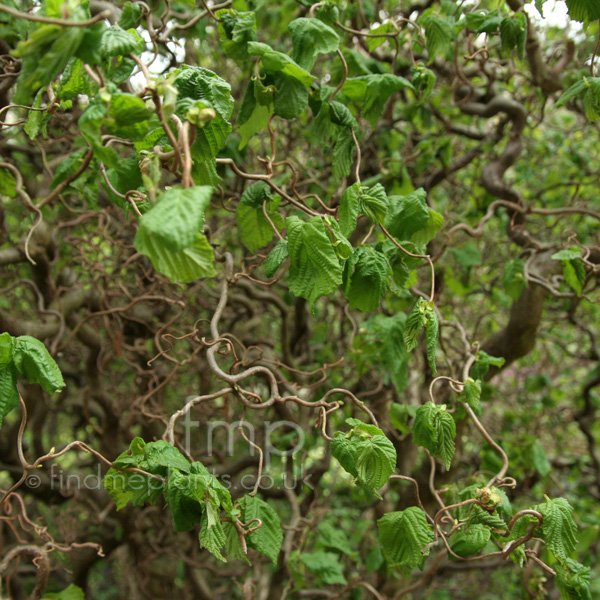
[216,9,256,63]
[425,309,439,376]
[342,74,414,125]
[345,246,391,311]
[355,434,397,490]
[272,71,310,120]
[0,168,17,198]
[331,433,359,478]
[500,13,527,58]
[223,522,250,563]
[236,182,283,252]
[0,332,12,369]
[566,0,600,22]
[420,14,454,59]
[237,82,272,149]
[411,64,436,105]
[175,66,234,121]
[13,20,86,104]
[241,495,283,565]
[534,497,578,563]
[552,247,583,261]
[289,17,339,70]
[57,58,95,101]
[318,521,355,556]
[339,182,361,236]
[325,216,353,261]
[135,186,212,252]
[556,558,592,600]
[461,378,482,412]
[555,79,591,108]
[329,101,357,129]
[361,183,389,225]
[0,364,19,430]
[118,2,142,29]
[562,259,587,295]
[450,523,491,557]
[403,298,428,351]
[531,442,551,478]
[24,88,45,141]
[141,440,191,473]
[378,507,434,570]
[301,551,346,585]
[503,258,526,300]
[412,402,456,469]
[12,336,65,394]
[164,468,204,532]
[366,21,395,52]
[247,41,314,88]
[385,188,430,242]
[100,26,142,58]
[265,239,289,277]
[332,128,355,182]
[42,583,85,600]
[198,509,227,562]
[450,242,481,268]
[470,349,505,380]
[286,215,343,306]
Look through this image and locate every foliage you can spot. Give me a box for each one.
[0,0,599,599]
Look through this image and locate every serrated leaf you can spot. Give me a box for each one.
[325,217,353,261]
[339,182,361,237]
[502,258,526,300]
[420,14,454,59]
[385,188,430,242]
[531,442,551,478]
[164,468,204,532]
[286,215,343,306]
[450,523,491,557]
[242,495,283,565]
[331,433,359,478]
[425,309,439,376]
[247,42,314,88]
[355,434,397,489]
[468,504,507,531]
[57,57,95,101]
[461,378,482,412]
[24,88,45,141]
[366,21,395,52]
[361,183,389,225]
[329,101,357,129]
[118,2,142,29]
[0,364,19,430]
[378,507,434,570]
[470,350,505,380]
[0,168,17,198]
[412,402,455,469]
[141,441,191,473]
[556,558,592,600]
[403,298,428,351]
[223,522,250,563]
[101,26,142,58]
[266,239,289,277]
[534,497,578,563]
[555,78,591,108]
[135,186,212,252]
[12,336,65,394]
[216,9,257,63]
[412,64,436,105]
[566,0,600,22]
[500,13,527,58]
[301,551,346,584]
[272,71,310,120]
[345,246,391,311]
[199,508,227,562]
[0,332,12,369]
[289,17,339,70]
[332,128,355,182]
[236,182,283,252]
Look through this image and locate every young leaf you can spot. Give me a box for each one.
[12,336,65,394]
[385,188,430,242]
[425,309,439,376]
[241,495,283,566]
[450,523,491,557]
[470,350,505,380]
[339,182,361,236]
[164,468,204,532]
[403,298,428,351]
[378,507,434,570]
[566,0,600,22]
[199,509,227,562]
[500,14,527,58]
[346,246,391,311]
[301,551,346,585]
[412,402,456,469]
[420,14,454,59]
[265,239,289,277]
[42,584,85,600]
[286,215,343,306]
[101,26,143,58]
[331,433,359,478]
[118,2,142,29]
[236,182,283,252]
[141,440,191,473]
[556,558,592,600]
[216,10,257,63]
[288,18,339,70]
[355,434,397,490]
[534,497,578,563]
[0,364,19,429]
[461,378,482,412]
[24,88,46,141]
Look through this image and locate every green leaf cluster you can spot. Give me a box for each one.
[412,402,456,469]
